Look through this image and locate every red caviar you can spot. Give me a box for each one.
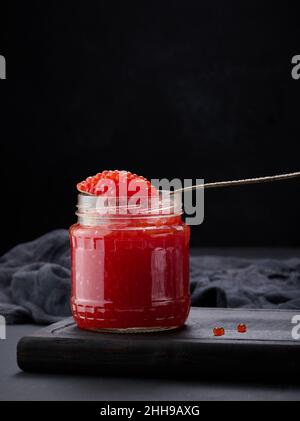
[70,170,190,332]
[237,323,247,333]
[77,170,156,197]
[213,327,225,337]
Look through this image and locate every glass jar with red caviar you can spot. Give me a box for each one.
[69,192,190,332]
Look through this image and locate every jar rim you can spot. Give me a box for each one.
[76,190,183,224]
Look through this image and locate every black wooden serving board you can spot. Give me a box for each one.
[17,308,300,379]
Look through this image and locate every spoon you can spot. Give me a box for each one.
[174,171,300,193]
[77,171,300,196]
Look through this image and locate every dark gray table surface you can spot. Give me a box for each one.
[1,248,300,401]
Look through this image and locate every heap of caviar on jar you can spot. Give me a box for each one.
[77,170,156,198]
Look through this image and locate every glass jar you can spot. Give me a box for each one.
[69,192,190,332]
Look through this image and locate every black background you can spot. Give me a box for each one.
[1,1,300,254]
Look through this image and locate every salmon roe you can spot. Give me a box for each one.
[237,323,247,333]
[213,327,225,337]
[77,170,156,197]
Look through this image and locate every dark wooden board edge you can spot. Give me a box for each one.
[17,308,300,379]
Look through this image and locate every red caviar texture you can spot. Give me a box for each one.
[213,327,225,337]
[237,323,247,333]
[70,217,190,331]
[77,170,156,198]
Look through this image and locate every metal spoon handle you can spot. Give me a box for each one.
[174,171,300,193]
